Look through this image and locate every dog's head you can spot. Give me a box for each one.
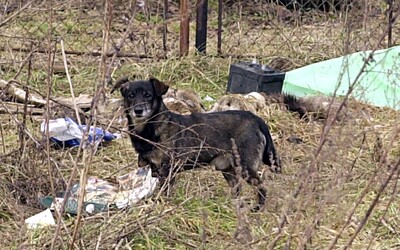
[112,77,169,120]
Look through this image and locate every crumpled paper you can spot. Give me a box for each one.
[40,167,159,215]
[25,208,56,229]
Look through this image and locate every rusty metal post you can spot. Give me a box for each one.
[180,0,189,56]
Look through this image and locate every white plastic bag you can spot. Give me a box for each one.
[41,117,118,147]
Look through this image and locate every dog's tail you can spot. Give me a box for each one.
[258,118,282,173]
[275,94,350,120]
[282,93,347,120]
[267,93,332,120]
[282,93,308,119]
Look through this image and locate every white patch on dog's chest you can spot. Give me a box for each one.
[148,148,164,167]
[130,115,149,134]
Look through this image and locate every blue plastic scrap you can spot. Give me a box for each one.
[41,117,118,148]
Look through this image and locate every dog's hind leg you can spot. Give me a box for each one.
[212,155,242,197]
[222,169,242,197]
[223,164,266,212]
[241,157,267,212]
[231,137,267,211]
[247,172,267,212]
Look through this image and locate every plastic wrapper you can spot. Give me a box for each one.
[40,117,118,147]
[40,167,159,214]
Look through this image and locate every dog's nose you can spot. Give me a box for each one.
[134,107,144,115]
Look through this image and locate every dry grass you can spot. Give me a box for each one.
[1,0,400,249]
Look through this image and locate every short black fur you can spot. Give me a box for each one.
[115,77,281,211]
[283,93,307,119]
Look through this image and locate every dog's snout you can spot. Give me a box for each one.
[134,107,144,115]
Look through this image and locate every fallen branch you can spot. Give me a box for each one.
[0,101,43,115]
[1,79,47,106]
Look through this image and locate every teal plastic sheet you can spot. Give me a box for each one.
[283,45,400,109]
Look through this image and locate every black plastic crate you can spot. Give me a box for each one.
[227,62,285,94]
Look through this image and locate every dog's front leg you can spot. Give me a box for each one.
[148,163,161,178]
[157,163,177,197]
[138,155,150,168]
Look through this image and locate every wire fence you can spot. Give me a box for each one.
[0,1,397,73]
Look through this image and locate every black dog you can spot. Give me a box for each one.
[113,77,281,211]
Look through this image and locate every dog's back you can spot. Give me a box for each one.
[163,110,279,170]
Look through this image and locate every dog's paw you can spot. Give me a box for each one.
[269,164,282,174]
[251,204,264,213]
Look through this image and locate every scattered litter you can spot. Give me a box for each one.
[114,168,159,209]
[40,167,159,215]
[40,117,119,147]
[163,97,193,115]
[25,208,55,229]
[117,167,150,190]
[164,88,206,114]
[208,92,266,114]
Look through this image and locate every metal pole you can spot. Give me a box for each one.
[180,0,189,56]
[387,0,393,48]
[195,0,208,54]
[217,0,222,55]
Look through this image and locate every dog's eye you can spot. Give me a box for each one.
[129,94,135,98]
[143,93,152,98]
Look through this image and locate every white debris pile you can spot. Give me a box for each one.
[26,167,159,229]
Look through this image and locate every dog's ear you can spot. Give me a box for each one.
[150,77,169,96]
[111,77,130,94]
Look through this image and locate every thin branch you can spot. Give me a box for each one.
[342,161,399,250]
[0,1,34,28]
[60,39,82,126]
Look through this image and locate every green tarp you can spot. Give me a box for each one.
[283,45,400,109]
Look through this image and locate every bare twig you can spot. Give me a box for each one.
[296,9,400,249]
[366,168,400,249]
[115,198,192,241]
[19,43,34,157]
[68,0,121,248]
[0,119,5,154]
[95,232,102,250]
[298,133,368,249]
[103,0,137,86]
[342,161,399,250]
[162,0,168,53]
[46,10,61,250]
[327,121,400,250]
[60,39,82,126]
[0,1,34,28]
